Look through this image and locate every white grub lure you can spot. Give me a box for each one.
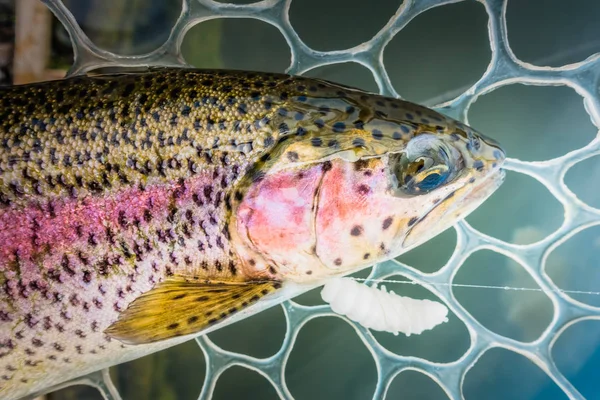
[321,278,449,336]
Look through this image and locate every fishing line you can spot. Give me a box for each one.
[350,278,600,297]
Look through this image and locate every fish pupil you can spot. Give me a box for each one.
[418,172,445,191]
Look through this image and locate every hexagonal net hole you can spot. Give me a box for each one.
[453,250,553,342]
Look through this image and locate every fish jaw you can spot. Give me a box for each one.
[400,126,506,250]
[402,166,505,250]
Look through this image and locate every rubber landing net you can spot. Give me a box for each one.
[30,0,600,398]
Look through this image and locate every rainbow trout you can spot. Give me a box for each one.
[0,68,505,399]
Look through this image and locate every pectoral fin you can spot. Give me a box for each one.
[105,278,281,345]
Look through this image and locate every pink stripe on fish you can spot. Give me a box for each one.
[0,172,216,274]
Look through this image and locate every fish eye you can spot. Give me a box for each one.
[388,134,462,196]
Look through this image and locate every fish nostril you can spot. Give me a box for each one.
[466,136,481,153]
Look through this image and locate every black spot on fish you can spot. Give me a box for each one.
[332,122,346,133]
[264,136,274,146]
[311,137,323,147]
[61,255,75,276]
[353,159,369,171]
[357,184,369,195]
[278,122,289,134]
[351,225,363,236]
[143,209,153,222]
[408,217,418,226]
[118,211,128,228]
[382,217,393,230]
[352,138,365,147]
[372,129,384,140]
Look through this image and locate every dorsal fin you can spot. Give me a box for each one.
[105,278,281,345]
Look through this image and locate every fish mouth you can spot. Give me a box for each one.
[402,167,505,250]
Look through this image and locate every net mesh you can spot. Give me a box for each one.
[33,0,600,398]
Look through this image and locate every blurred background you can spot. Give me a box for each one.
[4,0,600,399]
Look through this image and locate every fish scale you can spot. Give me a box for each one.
[0,68,505,400]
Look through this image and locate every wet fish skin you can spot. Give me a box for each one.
[0,68,505,400]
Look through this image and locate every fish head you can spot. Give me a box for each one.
[231,109,505,282]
